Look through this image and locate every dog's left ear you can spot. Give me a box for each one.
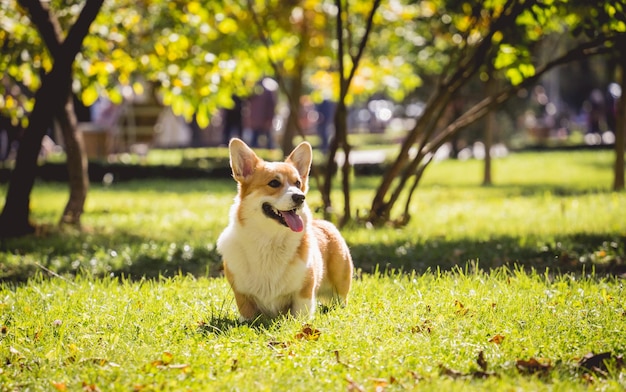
[286,141,312,182]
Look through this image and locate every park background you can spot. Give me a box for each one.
[1,0,626,390]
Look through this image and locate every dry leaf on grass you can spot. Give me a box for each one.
[295,324,321,341]
[515,358,553,374]
[578,352,624,374]
[488,334,505,344]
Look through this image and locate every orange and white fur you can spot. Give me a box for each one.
[217,138,353,321]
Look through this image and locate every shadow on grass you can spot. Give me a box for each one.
[417,182,615,197]
[350,232,626,276]
[195,303,346,338]
[1,227,624,284]
[0,228,224,284]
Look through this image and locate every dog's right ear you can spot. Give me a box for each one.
[229,138,260,182]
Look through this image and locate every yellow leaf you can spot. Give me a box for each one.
[196,105,210,129]
[162,351,174,365]
[217,18,238,34]
[5,95,15,109]
[51,381,67,391]
[295,324,321,341]
[132,82,144,96]
[187,1,200,14]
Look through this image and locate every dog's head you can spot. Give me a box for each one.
[228,138,312,232]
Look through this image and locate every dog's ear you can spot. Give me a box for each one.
[286,142,312,181]
[229,138,260,182]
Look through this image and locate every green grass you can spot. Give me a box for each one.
[1,150,625,281]
[1,269,624,391]
[0,150,625,390]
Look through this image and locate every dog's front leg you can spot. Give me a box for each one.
[291,294,316,319]
[233,290,259,322]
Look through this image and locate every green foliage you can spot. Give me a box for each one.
[2,0,625,130]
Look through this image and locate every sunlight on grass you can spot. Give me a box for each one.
[1,150,624,280]
[1,270,624,390]
[1,150,625,390]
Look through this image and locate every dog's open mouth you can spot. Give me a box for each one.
[262,203,304,232]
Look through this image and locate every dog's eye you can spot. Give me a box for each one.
[268,179,281,188]
[295,180,302,188]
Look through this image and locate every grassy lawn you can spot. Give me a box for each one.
[1,150,625,390]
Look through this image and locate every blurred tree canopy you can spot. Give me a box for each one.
[1,0,422,129]
[1,0,625,235]
[366,0,626,225]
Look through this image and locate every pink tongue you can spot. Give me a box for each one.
[281,210,304,232]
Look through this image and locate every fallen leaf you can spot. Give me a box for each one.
[81,382,100,392]
[488,334,505,344]
[454,300,469,316]
[516,358,552,374]
[161,352,174,365]
[295,324,321,341]
[578,352,623,374]
[411,320,432,334]
[51,381,67,391]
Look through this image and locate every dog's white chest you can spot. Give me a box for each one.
[217,224,310,309]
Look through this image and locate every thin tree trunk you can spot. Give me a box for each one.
[57,97,89,226]
[483,76,497,186]
[613,60,625,191]
[281,72,303,155]
[400,155,433,225]
[336,99,351,225]
[321,0,380,224]
[31,0,91,227]
[367,33,621,225]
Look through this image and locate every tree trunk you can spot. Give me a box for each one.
[318,0,380,224]
[483,77,497,186]
[281,72,304,155]
[483,112,494,186]
[57,97,89,226]
[613,60,625,191]
[29,0,91,227]
[0,70,65,237]
[336,99,351,226]
[367,33,620,225]
[0,0,103,238]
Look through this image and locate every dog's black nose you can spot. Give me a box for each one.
[292,194,305,205]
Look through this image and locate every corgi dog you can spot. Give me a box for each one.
[217,138,353,321]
